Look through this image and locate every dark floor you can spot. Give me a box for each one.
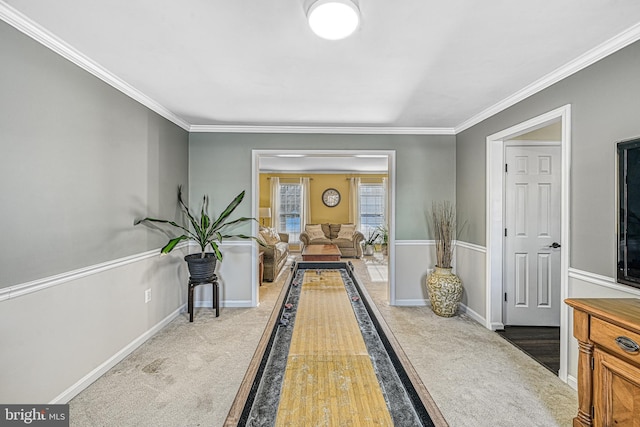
[496,326,560,374]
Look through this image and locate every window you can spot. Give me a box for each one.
[279,183,302,243]
[359,183,386,238]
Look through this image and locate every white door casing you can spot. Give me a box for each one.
[504,143,561,326]
[486,104,571,383]
[251,149,396,307]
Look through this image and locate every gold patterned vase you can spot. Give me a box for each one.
[426,266,463,317]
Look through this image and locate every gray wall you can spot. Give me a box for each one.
[456,40,640,277]
[0,21,189,289]
[0,21,189,403]
[189,133,456,241]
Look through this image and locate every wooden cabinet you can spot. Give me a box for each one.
[593,348,640,426]
[566,298,640,426]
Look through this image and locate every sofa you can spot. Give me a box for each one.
[258,227,290,282]
[299,223,365,258]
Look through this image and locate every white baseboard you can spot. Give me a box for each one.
[566,374,578,391]
[394,298,428,306]
[393,300,487,327]
[488,322,505,331]
[194,300,253,308]
[50,304,184,404]
[459,302,485,325]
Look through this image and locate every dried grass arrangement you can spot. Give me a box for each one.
[431,201,456,268]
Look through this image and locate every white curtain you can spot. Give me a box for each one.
[382,177,389,229]
[270,177,280,231]
[349,177,361,228]
[300,177,311,231]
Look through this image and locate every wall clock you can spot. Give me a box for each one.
[322,188,341,207]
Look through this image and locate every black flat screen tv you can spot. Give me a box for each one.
[618,137,640,288]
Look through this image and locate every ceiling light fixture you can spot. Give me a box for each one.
[307,0,360,40]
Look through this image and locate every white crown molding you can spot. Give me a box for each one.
[0,3,452,136]
[189,124,456,135]
[455,22,640,134]
[4,0,639,137]
[0,1,190,131]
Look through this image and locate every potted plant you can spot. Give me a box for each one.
[362,229,380,256]
[135,186,263,280]
[376,225,389,256]
[426,201,463,317]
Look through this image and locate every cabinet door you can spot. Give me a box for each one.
[593,348,640,426]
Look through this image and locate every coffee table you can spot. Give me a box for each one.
[301,244,341,261]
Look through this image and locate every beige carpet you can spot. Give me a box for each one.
[69,255,577,426]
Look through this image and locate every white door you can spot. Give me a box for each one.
[504,144,561,326]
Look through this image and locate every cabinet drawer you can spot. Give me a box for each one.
[591,317,640,363]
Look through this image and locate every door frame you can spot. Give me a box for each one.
[485,104,571,382]
[251,149,396,306]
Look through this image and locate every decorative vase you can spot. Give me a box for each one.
[363,244,375,256]
[426,266,463,317]
[184,253,217,281]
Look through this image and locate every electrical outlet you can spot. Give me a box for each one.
[145,289,152,303]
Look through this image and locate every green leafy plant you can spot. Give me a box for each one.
[376,225,389,245]
[135,186,263,261]
[364,229,380,245]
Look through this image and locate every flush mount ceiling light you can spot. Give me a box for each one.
[307,0,360,40]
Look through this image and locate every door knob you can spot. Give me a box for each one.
[549,242,561,249]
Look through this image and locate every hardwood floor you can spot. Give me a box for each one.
[496,326,560,374]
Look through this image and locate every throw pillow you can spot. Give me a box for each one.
[329,223,342,239]
[306,224,326,240]
[260,227,280,245]
[259,227,269,241]
[269,228,281,243]
[337,224,355,240]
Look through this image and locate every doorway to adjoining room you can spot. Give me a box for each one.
[253,150,395,304]
[488,113,568,377]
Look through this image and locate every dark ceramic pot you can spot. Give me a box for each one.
[184,253,217,280]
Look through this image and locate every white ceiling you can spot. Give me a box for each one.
[3,0,640,133]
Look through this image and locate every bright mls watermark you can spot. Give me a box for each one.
[0,405,68,426]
